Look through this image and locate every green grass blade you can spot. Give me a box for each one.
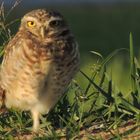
[119,97,140,114]
[101,48,127,67]
[129,32,137,92]
[80,70,114,102]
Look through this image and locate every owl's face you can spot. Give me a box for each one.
[20,9,68,39]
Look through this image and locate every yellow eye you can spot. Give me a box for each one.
[27,21,36,27]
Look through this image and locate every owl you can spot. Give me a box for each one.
[0,9,80,132]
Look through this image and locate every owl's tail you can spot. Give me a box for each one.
[0,86,8,115]
[0,86,5,106]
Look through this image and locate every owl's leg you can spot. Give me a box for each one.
[31,109,40,132]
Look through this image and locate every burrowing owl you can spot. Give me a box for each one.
[0,9,80,132]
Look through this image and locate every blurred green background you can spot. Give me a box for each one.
[3,1,140,93]
[4,1,140,59]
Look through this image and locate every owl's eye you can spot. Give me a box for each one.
[49,20,63,27]
[27,21,36,27]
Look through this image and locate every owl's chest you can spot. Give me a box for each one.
[1,32,79,110]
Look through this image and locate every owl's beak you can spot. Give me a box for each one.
[40,27,45,39]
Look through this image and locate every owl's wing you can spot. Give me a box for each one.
[2,33,22,63]
[0,32,40,89]
[0,34,21,107]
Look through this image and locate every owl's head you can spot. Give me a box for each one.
[20,9,69,39]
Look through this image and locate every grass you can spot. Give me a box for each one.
[0,1,140,139]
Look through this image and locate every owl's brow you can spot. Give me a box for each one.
[23,16,39,23]
[49,16,63,21]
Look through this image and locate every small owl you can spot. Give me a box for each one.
[0,9,80,132]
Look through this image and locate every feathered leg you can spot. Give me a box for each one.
[31,109,40,132]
